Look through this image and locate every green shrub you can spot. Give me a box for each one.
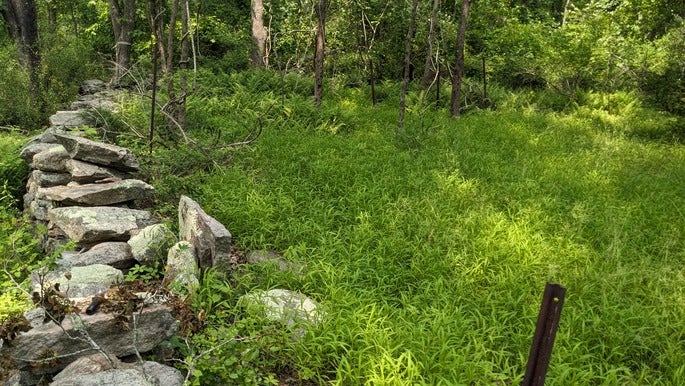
[0,46,42,128]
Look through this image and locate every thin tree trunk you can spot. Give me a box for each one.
[46,1,57,33]
[450,0,470,118]
[398,0,420,133]
[177,0,190,129]
[422,0,440,88]
[148,0,167,73]
[370,59,377,105]
[250,0,267,68]
[561,0,571,27]
[107,0,136,84]
[313,0,327,107]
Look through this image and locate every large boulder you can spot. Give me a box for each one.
[38,179,154,206]
[32,264,124,300]
[58,242,135,270]
[48,206,157,245]
[178,196,232,268]
[52,134,140,172]
[7,304,177,376]
[127,224,177,265]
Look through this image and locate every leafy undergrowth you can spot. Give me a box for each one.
[178,73,685,385]
[2,70,685,384]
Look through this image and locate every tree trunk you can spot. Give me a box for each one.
[450,0,470,118]
[148,0,168,73]
[250,0,268,68]
[4,0,40,105]
[1,0,20,40]
[147,0,191,136]
[107,0,136,85]
[421,0,440,88]
[46,1,57,33]
[313,0,327,107]
[398,0,420,133]
[561,0,571,27]
[177,0,190,129]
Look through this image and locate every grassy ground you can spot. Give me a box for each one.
[2,71,685,384]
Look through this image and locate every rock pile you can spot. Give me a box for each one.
[2,80,324,385]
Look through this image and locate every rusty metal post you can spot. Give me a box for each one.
[522,282,566,386]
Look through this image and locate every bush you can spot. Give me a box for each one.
[0,134,28,205]
[0,46,42,128]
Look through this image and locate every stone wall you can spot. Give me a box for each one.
[2,80,322,385]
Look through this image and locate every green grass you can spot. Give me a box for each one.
[2,70,684,384]
[152,73,685,384]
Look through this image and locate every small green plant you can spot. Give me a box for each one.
[125,264,164,284]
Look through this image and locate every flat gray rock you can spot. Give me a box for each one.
[53,134,140,172]
[8,304,177,375]
[48,206,156,244]
[68,159,131,184]
[241,289,324,337]
[50,111,89,128]
[178,195,232,268]
[38,179,154,206]
[32,264,123,299]
[246,249,304,273]
[71,94,118,111]
[29,170,72,188]
[58,242,135,270]
[51,357,183,386]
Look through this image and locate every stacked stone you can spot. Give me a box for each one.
[5,81,182,385]
[3,80,324,385]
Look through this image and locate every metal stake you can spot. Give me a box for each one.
[522,282,566,386]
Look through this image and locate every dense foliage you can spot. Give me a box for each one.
[1,0,684,384]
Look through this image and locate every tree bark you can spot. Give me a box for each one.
[250,0,268,68]
[450,0,470,118]
[422,0,441,88]
[1,0,20,40]
[398,0,420,133]
[313,0,327,107]
[3,0,40,104]
[107,0,136,84]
